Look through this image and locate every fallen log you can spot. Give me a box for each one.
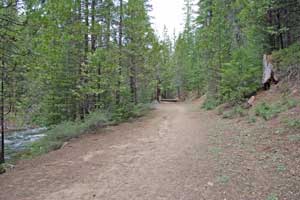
[160,99,178,102]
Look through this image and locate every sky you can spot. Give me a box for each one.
[149,0,185,38]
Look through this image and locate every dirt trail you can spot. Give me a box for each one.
[2,102,298,200]
[0,103,218,200]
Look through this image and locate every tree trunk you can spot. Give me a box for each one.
[116,0,123,105]
[84,0,90,116]
[0,61,5,164]
[130,63,137,105]
[91,0,96,52]
[77,0,85,120]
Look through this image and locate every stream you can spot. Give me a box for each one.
[4,128,47,160]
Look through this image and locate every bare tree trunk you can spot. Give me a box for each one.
[76,0,85,120]
[91,0,96,52]
[156,79,161,102]
[90,0,98,109]
[105,1,111,49]
[84,0,89,57]
[130,62,137,105]
[83,0,90,116]
[97,0,103,107]
[116,0,123,105]
[0,61,5,164]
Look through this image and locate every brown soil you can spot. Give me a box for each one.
[0,102,299,200]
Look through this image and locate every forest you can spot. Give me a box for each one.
[0,0,300,162]
[1,0,300,199]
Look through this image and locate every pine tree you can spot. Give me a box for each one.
[0,0,24,163]
[124,0,154,104]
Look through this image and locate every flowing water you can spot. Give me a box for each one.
[4,128,47,160]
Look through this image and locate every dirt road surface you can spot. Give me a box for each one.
[1,103,219,200]
[1,102,298,200]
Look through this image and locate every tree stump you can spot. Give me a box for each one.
[263,54,279,90]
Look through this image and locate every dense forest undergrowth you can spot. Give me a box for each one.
[1,0,300,165]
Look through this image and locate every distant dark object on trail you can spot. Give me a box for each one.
[160,99,179,103]
[263,54,279,90]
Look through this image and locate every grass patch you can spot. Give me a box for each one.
[255,98,299,120]
[255,102,284,120]
[276,164,286,172]
[14,104,154,159]
[222,106,247,119]
[284,98,299,109]
[266,193,278,200]
[208,147,222,155]
[284,119,300,129]
[217,175,230,184]
[247,115,257,123]
[288,134,300,142]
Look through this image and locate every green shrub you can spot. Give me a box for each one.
[0,164,5,174]
[131,103,153,117]
[255,102,283,120]
[255,99,298,120]
[220,48,262,103]
[273,43,300,81]
[27,121,86,156]
[112,103,153,122]
[80,110,111,130]
[273,43,300,69]
[222,106,247,119]
[202,98,220,110]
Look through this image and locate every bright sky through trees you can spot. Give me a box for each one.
[150,0,185,38]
